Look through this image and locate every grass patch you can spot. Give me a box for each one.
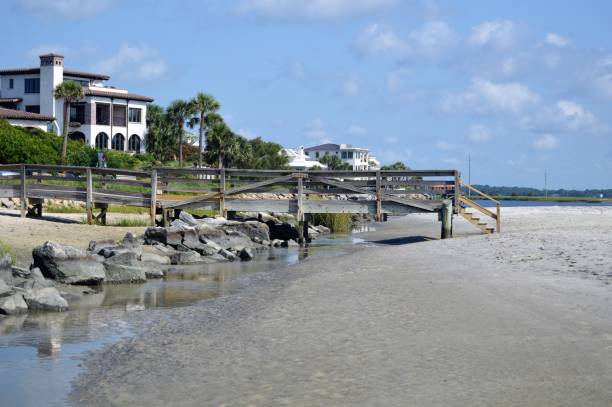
[80,217,150,227]
[0,240,16,264]
[307,213,353,233]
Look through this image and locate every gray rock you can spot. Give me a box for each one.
[32,242,105,285]
[87,239,117,255]
[170,219,191,229]
[178,211,200,226]
[239,247,254,261]
[0,254,13,286]
[266,221,299,241]
[200,216,227,227]
[145,268,164,279]
[182,229,202,250]
[23,287,68,311]
[271,239,283,247]
[0,279,12,297]
[0,293,27,315]
[103,252,148,283]
[282,239,300,248]
[144,227,167,245]
[165,227,184,246]
[218,249,237,261]
[225,221,270,242]
[194,243,221,257]
[315,225,331,234]
[140,252,171,265]
[169,250,203,265]
[11,266,31,278]
[197,227,254,251]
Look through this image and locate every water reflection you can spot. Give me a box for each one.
[0,234,363,407]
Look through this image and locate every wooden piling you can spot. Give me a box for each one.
[19,164,27,218]
[441,199,453,239]
[375,170,382,222]
[150,170,157,226]
[86,168,93,225]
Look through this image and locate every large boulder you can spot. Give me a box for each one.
[0,293,28,315]
[0,254,13,286]
[224,221,270,242]
[239,247,254,261]
[32,242,105,285]
[196,226,254,251]
[23,287,68,312]
[265,221,299,241]
[178,211,200,227]
[140,252,171,265]
[103,252,148,283]
[169,250,203,265]
[0,279,12,297]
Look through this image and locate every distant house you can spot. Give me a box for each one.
[0,53,154,153]
[303,143,380,171]
[282,147,327,169]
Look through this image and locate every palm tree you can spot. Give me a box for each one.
[189,92,220,168]
[206,121,241,168]
[167,99,194,167]
[54,80,83,162]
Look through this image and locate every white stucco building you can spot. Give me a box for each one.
[303,143,380,171]
[0,53,153,153]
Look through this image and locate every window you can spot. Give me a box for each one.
[128,107,142,123]
[24,78,40,93]
[25,105,40,114]
[315,152,319,158]
[96,103,110,125]
[112,104,126,126]
[128,134,141,152]
[341,151,347,159]
[9,79,13,89]
[69,103,85,124]
[305,151,309,156]
[348,151,353,159]
[112,133,125,151]
[95,132,109,149]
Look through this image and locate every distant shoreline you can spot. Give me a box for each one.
[475,195,612,203]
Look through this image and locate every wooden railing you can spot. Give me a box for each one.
[0,164,461,227]
[459,181,501,232]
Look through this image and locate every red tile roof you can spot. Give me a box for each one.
[0,107,54,121]
[0,67,110,80]
[83,88,154,102]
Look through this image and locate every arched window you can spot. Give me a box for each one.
[68,131,86,143]
[95,132,109,149]
[128,134,141,153]
[112,133,125,151]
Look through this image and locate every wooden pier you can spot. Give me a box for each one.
[0,164,501,238]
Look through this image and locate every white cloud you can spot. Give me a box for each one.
[237,0,395,20]
[303,118,331,144]
[468,124,491,142]
[18,0,113,19]
[354,23,410,56]
[545,33,569,47]
[469,20,519,50]
[435,141,457,150]
[354,20,456,58]
[387,67,412,92]
[521,100,607,134]
[533,134,559,150]
[342,77,359,97]
[347,125,368,136]
[441,78,539,114]
[95,45,167,80]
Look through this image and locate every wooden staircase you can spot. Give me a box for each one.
[458,181,501,234]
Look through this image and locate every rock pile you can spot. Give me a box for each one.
[0,214,330,315]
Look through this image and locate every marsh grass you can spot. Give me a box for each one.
[0,240,16,263]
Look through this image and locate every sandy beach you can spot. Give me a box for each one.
[57,206,612,406]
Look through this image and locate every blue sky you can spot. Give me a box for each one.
[2,0,612,189]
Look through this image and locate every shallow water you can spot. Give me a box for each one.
[474,199,612,207]
[0,234,366,407]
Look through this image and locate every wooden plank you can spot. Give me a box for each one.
[0,185,20,198]
[297,176,303,220]
[150,170,157,226]
[20,164,26,218]
[459,196,497,219]
[86,168,93,225]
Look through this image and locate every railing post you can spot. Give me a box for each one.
[297,173,305,245]
[150,169,157,226]
[441,199,453,239]
[219,168,226,217]
[20,164,27,218]
[86,168,93,225]
[375,170,382,221]
[454,171,460,213]
[496,203,501,233]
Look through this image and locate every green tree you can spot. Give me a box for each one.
[167,99,194,168]
[204,118,242,168]
[319,154,352,170]
[189,92,220,168]
[53,80,83,162]
[243,137,288,169]
[381,161,409,170]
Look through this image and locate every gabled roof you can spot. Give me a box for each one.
[83,88,154,102]
[304,143,340,151]
[0,107,54,121]
[0,67,110,80]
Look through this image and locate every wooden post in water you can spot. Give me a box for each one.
[496,202,501,233]
[20,164,26,218]
[441,199,453,239]
[150,170,157,226]
[86,168,93,225]
[375,170,382,222]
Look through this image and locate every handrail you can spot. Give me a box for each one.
[460,181,500,204]
[459,196,496,219]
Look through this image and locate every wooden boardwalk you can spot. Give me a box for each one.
[0,164,500,238]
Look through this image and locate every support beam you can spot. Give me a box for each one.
[150,169,157,226]
[220,168,226,217]
[20,164,26,218]
[86,168,93,225]
[297,174,305,245]
[441,199,453,239]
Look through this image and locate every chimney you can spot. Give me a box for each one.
[39,53,64,128]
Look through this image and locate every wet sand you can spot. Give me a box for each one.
[68,207,612,406]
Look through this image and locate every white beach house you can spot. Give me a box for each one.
[303,143,381,171]
[0,53,153,153]
[283,147,327,169]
